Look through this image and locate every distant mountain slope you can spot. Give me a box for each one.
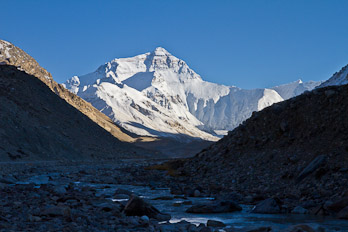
[0,65,146,161]
[0,40,136,142]
[318,64,348,88]
[64,47,320,139]
[271,79,322,99]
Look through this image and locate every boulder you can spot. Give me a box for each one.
[337,206,348,219]
[282,224,323,232]
[251,198,281,214]
[292,206,309,214]
[297,155,327,182]
[0,175,17,184]
[114,188,133,196]
[41,205,71,218]
[206,219,225,227]
[152,196,174,200]
[325,197,348,212]
[247,227,272,232]
[114,194,129,199]
[186,200,241,214]
[194,190,201,197]
[123,194,170,221]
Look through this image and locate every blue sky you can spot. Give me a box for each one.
[2,0,348,88]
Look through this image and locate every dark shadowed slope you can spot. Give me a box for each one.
[0,65,147,161]
[178,84,348,203]
[0,39,137,142]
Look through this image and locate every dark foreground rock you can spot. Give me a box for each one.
[186,200,242,213]
[206,219,226,227]
[123,194,171,221]
[251,198,282,214]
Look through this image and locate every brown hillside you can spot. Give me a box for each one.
[0,65,147,161]
[0,40,135,142]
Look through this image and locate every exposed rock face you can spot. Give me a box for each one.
[0,65,144,161]
[0,40,135,142]
[176,83,348,208]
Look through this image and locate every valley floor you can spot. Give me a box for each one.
[0,160,346,232]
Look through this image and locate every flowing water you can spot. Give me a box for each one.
[74,181,348,231]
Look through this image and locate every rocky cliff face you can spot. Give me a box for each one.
[0,40,135,143]
[175,83,348,207]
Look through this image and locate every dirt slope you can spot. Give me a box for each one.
[0,40,136,142]
[177,84,348,205]
[0,65,148,161]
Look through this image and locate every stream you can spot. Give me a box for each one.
[74,181,348,231]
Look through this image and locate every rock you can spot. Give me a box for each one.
[0,175,17,184]
[186,200,242,214]
[245,195,254,203]
[140,215,149,224]
[41,205,71,218]
[194,190,201,197]
[206,219,225,227]
[283,224,321,232]
[325,197,348,212]
[173,202,182,207]
[325,89,336,97]
[28,214,42,222]
[114,188,133,196]
[247,227,272,232]
[297,155,327,182]
[114,194,129,199]
[337,206,348,219]
[199,227,212,232]
[170,186,183,195]
[292,206,309,214]
[152,196,174,200]
[280,121,289,132]
[309,205,326,216]
[158,220,196,231]
[53,185,67,194]
[28,175,50,185]
[251,198,281,214]
[95,202,116,212]
[183,200,193,205]
[155,213,171,222]
[123,194,171,221]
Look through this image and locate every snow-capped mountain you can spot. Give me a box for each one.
[318,64,348,88]
[64,47,321,140]
[271,79,322,99]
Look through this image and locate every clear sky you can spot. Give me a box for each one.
[2,0,348,89]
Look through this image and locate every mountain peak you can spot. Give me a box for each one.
[153,47,171,56]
